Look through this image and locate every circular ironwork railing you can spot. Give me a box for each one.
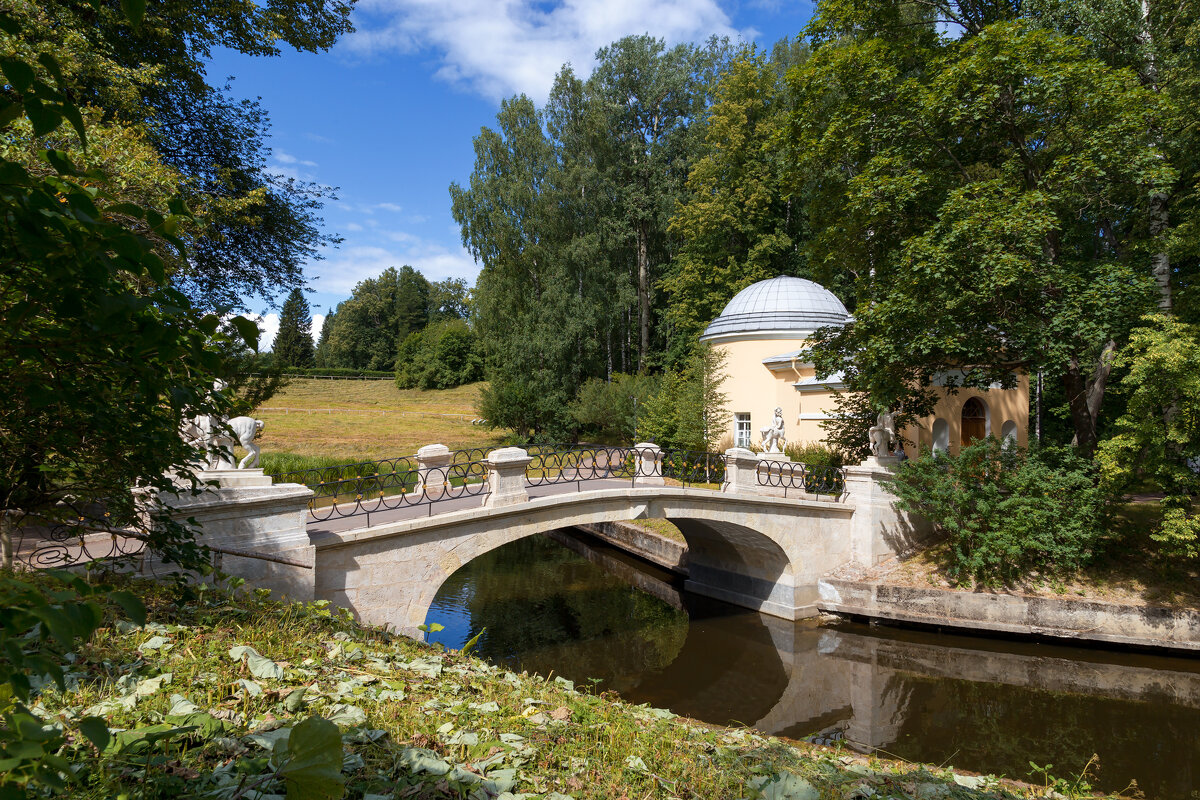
[268,449,491,523]
[755,460,846,498]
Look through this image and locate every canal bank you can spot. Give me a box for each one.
[576,519,1200,653]
[425,531,1200,799]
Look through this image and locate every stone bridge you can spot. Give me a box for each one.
[170,446,928,638]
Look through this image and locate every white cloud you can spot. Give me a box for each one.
[344,0,747,102]
[310,314,326,342]
[274,151,298,164]
[344,222,364,231]
[375,202,404,212]
[310,239,478,296]
[247,312,280,350]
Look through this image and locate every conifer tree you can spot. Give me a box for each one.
[274,288,315,368]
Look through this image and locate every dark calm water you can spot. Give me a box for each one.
[425,532,1200,800]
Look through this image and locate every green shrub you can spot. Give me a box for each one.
[783,442,845,469]
[888,439,1108,585]
[569,373,658,444]
[395,319,483,390]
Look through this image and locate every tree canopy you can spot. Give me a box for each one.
[1,0,353,311]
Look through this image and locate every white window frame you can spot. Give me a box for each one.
[735,413,751,448]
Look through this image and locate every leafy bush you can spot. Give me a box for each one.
[1097,316,1200,561]
[569,373,658,443]
[784,442,845,468]
[636,346,728,452]
[888,439,1108,585]
[395,319,483,390]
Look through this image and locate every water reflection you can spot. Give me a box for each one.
[425,531,1200,800]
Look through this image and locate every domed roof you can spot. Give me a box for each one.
[700,276,850,340]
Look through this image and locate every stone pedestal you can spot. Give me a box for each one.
[158,470,315,600]
[415,443,452,498]
[724,447,761,493]
[485,447,532,507]
[633,442,665,487]
[842,458,929,566]
[724,448,796,498]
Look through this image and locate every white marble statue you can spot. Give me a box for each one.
[760,407,787,454]
[869,408,896,458]
[181,379,264,469]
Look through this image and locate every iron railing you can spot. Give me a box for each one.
[268,449,491,524]
[524,444,635,488]
[756,460,846,498]
[12,518,147,570]
[660,450,727,488]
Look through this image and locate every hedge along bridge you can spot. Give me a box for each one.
[151,443,927,639]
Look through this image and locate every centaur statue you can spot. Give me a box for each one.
[759,407,787,454]
[181,380,265,470]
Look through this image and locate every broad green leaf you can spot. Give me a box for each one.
[277,717,345,800]
[0,56,34,92]
[23,98,59,137]
[167,694,198,715]
[76,717,110,752]
[325,704,365,728]
[230,315,261,350]
[285,686,307,712]
[106,591,146,627]
[748,773,819,800]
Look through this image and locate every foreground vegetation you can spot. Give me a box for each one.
[21,575,1103,800]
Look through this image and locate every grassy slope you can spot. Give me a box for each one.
[252,380,508,465]
[42,579,1078,800]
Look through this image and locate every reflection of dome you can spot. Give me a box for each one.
[700,276,850,340]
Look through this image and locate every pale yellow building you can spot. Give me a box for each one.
[699,276,1029,458]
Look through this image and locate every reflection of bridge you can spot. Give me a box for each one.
[162,444,927,638]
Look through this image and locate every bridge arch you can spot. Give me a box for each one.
[310,487,855,638]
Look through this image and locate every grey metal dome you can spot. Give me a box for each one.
[700,276,850,340]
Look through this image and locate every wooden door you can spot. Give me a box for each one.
[961,398,986,447]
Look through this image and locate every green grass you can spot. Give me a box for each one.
[35,577,1080,800]
[250,380,507,461]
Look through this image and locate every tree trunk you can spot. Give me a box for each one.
[1,511,14,571]
[1139,0,1172,313]
[636,223,650,374]
[1150,190,1172,313]
[1063,340,1117,457]
[1063,364,1096,456]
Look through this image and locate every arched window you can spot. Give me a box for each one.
[961,398,986,447]
[932,418,949,453]
[1001,420,1018,445]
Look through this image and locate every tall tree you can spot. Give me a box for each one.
[454,36,729,436]
[315,266,431,371]
[663,43,821,347]
[587,36,729,371]
[1027,0,1200,319]
[2,1,353,310]
[273,288,315,367]
[789,5,1169,454]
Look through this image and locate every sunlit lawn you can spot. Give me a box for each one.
[251,379,508,465]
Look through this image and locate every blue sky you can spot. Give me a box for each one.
[210,0,816,346]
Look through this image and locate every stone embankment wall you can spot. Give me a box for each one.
[817,578,1200,653]
[571,521,688,574]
